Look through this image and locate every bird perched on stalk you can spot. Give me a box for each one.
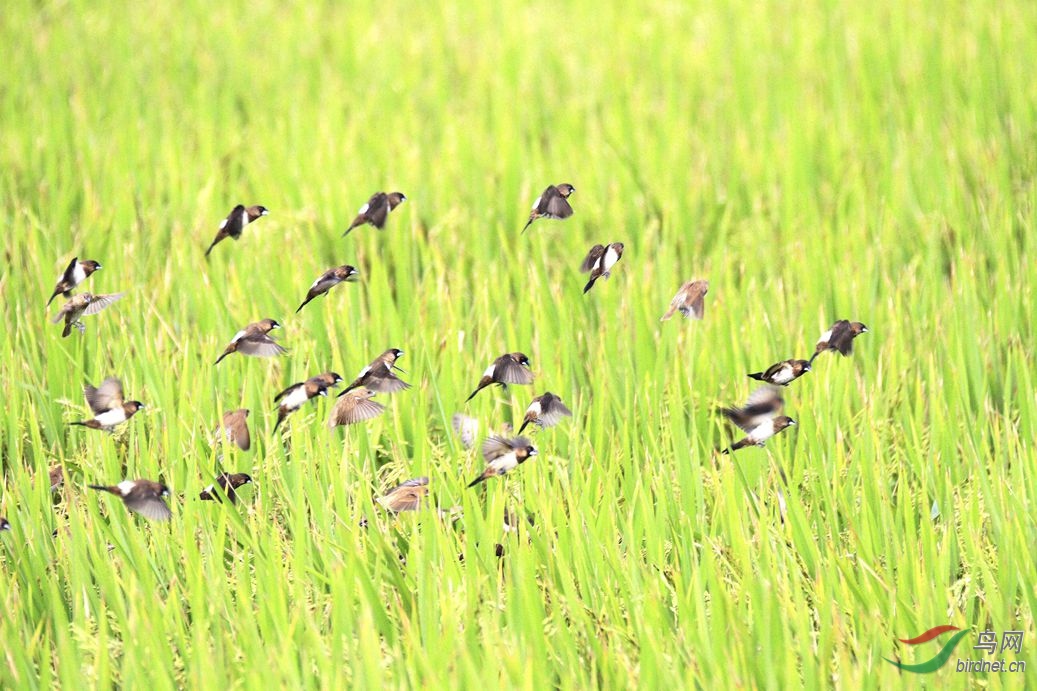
[199,473,254,504]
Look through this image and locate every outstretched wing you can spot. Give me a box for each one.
[580,245,605,273]
[82,293,125,316]
[85,377,125,414]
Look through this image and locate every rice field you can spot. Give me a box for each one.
[1,0,1035,688]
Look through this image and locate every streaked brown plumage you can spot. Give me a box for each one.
[296,265,359,313]
[343,192,406,236]
[467,436,539,487]
[51,292,124,337]
[517,391,573,434]
[328,387,385,428]
[205,204,268,257]
[70,377,145,431]
[219,409,252,451]
[660,279,709,321]
[375,477,430,512]
[465,352,534,402]
[810,320,869,363]
[47,257,102,306]
[581,242,625,293]
[88,479,171,521]
[522,184,575,233]
[341,349,408,394]
[199,473,253,503]
[748,359,811,386]
[214,319,285,365]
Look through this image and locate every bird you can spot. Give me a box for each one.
[307,372,344,391]
[660,279,709,321]
[214,319,286,365]
[748,359,812,386]
[48,465,64,492]
[47,257,102,306]
[296,265,359,313]
[810,320,869,363]
[467,436,539,487]
[205,204,269,257]
[465,352,534,402]
[273,378,330,431]
[0,518,9,532]
[340,349,409,394]
[522,184,575,233]
[581,242,625,293]
[70,377,144,431]
[342,192,406,236]
[451,413,479,449]
[51,292,124,337]
[719,386,795,453]
[375,477,430,512]
[88,479,171,521]
[328,387,385,428]
[218,409,252,451]
[199,473,254,503]
[517,392,573,434]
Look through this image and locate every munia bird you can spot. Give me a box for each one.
[660,279,709,321]
[522,184,575,233]
[375,477,430,512]
[467,436,539,487]
[328,387,385,428]
[296,265,359,313]
[273,378,331,431]
[199,473,254,503]
[47,257,102,306]
[719,386,796,453]
[205,204,269,257]
[518,392,573,434]
[218,409,252,451]
[70,377,144,431]
[581,242,625,293]
[465,352,534,402]
[88,479,171,521]
[748,359,812,386]
[51,292,124,337]
[214,319,286,365]
[341,349,408,394]
[810,320,869,363]
[343,192,406,236]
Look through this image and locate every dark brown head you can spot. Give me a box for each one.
[515,445,539,461]
[384,348,404,363]
[258,318,281,333]
[81,260,103,275]
[335,265,360,281]
[387,192,407,209]
[792,360,812,374]
[0,518,9,531]
[510,352,531,367]
[611,242,625,255]
[220,473,254,490]
[124,401,145,416]
[556,184,575,197]
[311,372,344,387]
[246,205,269,221]
[773,416,797,432]
[851,322,869,335]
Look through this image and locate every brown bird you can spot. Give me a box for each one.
[719,386,795,453]
[343,192,406,236]
[273,378,330,431]
[581,242,625,294]
[467,436,539,487]
[375,477,430,512]
[47,257,102,306]
[296,265,359,313]
[660,279,709,321]
[522,184,575,233]
[328,387,385,428]
[465,352,534,402]
[219,409,252,451]
[307,372,344,391]
[88,479,171,521]
[810,320,869,363]
[51,292,124,337]
[48,465,64,492]
[341,349,408,394]
[199,473,254,503]
[748,359,812,386]
[70,377,144,431]
[214,319,286,365]
[518,392,573,434]
[205,204,269,257]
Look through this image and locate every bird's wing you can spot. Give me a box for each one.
[237,335,287,357]
[544,193,573,219]
[580,245,606,273]
[82,293,125,315]
[124,495,172,521]
[745,385,782,410]
[539,397,573,427]
[328,394,385,427]
[686,281,708,319]
[496,357,534,385]
[365,370,411,393]
[85,377,125,413]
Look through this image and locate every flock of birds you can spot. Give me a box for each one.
[2,184,868,532]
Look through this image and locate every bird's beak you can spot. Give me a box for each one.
[862,326,869,333]
[805,365,811,372]
[530,449,539,456]
[261,209,270,216]
[96,264,103,270]
[789,419,797,425]
[319,390,328,397]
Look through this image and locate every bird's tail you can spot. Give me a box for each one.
[747,372,765,381]
[296,299,310,314]
[660,306,677,321]
[273,408,288,432]
[808,351,821,365]
[87,484,115,494]
[518,419,531,435]
[467,473,488,488]
[204,241,218,258]
[583,278,596,294]
[62,322,73,338]
[69,421,88,427]
[521,216,535,234]
[46,291,60,307]
[214,350,230,366]
[464,386,482,403]
[342,220,360,237]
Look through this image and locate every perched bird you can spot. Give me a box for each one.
[748,359,812,386]
[522,184,575,233]
[47,257,102,306]
[467,436,539,487]
[205,204,269,257]
[51,292,124,337]
[199,473,254,503]
[518,392,573,434]
[341,349,409,394]
[0,518,9,531]
[70,377,144,431]
[660,279,709,321]
[273,378,330,431]
[343,192,406,236]
[214,319,286,365]
[719,386,795,453]
[48,465,64,492]
[218,409,252,451]
[465,352,534,402]
[296,265,359,313]
[810,320,869,363]
[328,387,385,428]
[88,479,171,521]
[375,477,429,512]
[581,242,625,294]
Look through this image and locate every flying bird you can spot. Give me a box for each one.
[341,349,408,394]
[375,477,430,512]
[51,292,124,337]
[205,204,269,257]
[748,359,812,386]
[517,392,573,434]
[343,192,406,236]
[307,372,344,391]
[296,265,359,313]
[660,279,709,321]
[214,319,286,365]
[328,387,385,428]
[88,479,171,521]
[218,409,252,451]
[522,184,575,233]
[467,436,539,487]
[70,377,144,431]
[199,473,254,503]
[47,257,102,306]
[810,320,869,363]
[451,413,479,449]
[719,386,795,453]
[465,352,534,402]
[581,242,625,293]
[273,378,330,431]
